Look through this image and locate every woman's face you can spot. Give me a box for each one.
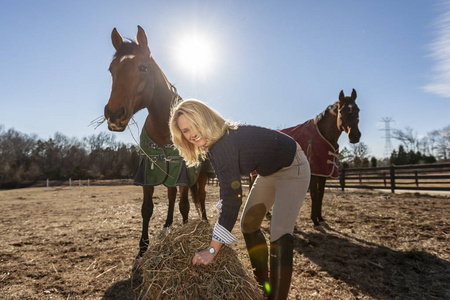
[177,114,207,147]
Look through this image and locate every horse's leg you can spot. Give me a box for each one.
[309,176,321,226]
[189,183,199,215]
[179,186,190,224]
[163,187,178,228]
[138,186,154,258]
[316,177,327,223]
[197,172,208,221]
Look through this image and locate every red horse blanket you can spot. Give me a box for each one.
[280,119,339,178]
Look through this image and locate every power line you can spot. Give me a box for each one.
[380,117,395,157]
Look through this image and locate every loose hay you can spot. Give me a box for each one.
[138,220,264,300]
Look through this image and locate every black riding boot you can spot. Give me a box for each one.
[243,229,270,294]
[269,234,294,300]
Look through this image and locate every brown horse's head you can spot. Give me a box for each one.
[104,26,153,131]
[337,89,361,143]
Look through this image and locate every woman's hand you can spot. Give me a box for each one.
[192,248,215,265]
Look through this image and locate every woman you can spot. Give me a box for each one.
[169,99,310,300]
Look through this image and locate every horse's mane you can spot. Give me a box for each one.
[113,39,138,59]
[155,62,182,103]
[315,101,339,122]
[170,83,182,103]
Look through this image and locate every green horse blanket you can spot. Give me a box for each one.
[133,128,213,187]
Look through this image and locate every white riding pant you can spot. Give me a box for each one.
[240,148,310,242]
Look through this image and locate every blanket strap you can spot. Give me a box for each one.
[327,151,339,169]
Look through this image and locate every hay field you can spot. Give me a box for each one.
[0,183,449,299]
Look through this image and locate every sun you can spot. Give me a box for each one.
[175,34,215,75]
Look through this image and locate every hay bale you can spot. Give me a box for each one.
[138,220,264,300]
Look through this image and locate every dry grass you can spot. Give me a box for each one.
[138,220,264,300]
[0,184,449,299]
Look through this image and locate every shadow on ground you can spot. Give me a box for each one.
[294,224,450,300]
[102,274,144,300]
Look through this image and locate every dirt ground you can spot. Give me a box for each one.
[0,182,449,299]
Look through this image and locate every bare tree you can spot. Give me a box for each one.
[0,128,38,185]
[425,125,450,161]
[338,146,352,168]
[83,132,117,152]
[417,136,428,156]
[392,127,418,152]
[350,142,370,168]
[427,130,441,157]
[436,125,450,160]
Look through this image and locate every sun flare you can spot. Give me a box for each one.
[175,34,215,75]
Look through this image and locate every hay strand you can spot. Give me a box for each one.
[88,115,106,129]
[138,220,264,300]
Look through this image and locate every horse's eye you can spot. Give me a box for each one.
[139,65,148,72]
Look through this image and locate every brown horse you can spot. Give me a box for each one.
[251,89,361,226]
[104,26,208,259]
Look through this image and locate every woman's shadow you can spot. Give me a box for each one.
[293,224,449,299]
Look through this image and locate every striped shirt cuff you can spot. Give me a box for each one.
[212,221,238,245]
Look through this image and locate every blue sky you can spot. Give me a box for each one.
[1,0,449,158]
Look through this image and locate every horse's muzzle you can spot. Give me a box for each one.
[107,122,126,132]
[104,105,129,131]
[348,130,361,144]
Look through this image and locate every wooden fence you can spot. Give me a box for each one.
[207,175,251,187]
[205,163,450,193]
[326,162,450,193]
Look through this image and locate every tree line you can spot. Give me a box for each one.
[0,125,140,189]
[1,123,449,189]
[338,124,450,168]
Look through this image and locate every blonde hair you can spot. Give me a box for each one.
[169,99,238,167]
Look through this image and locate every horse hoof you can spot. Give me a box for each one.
[132,257,143,274]
[158,227,169,238]
[320,220,330,229]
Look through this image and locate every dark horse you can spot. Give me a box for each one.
[251,89,361,226]
[104,26,208,259]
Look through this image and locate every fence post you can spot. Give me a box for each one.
[339,168,346,191]
[390,166,395,193]
[415,171,419,187]
[69,178,72,190]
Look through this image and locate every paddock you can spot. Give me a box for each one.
[0,183,448,299]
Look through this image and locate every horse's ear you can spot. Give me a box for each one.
[111,28,123,51]
[339,90,345,102]
[137,26,149,48]
[137,26,151,55]
[351,89,357,101]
